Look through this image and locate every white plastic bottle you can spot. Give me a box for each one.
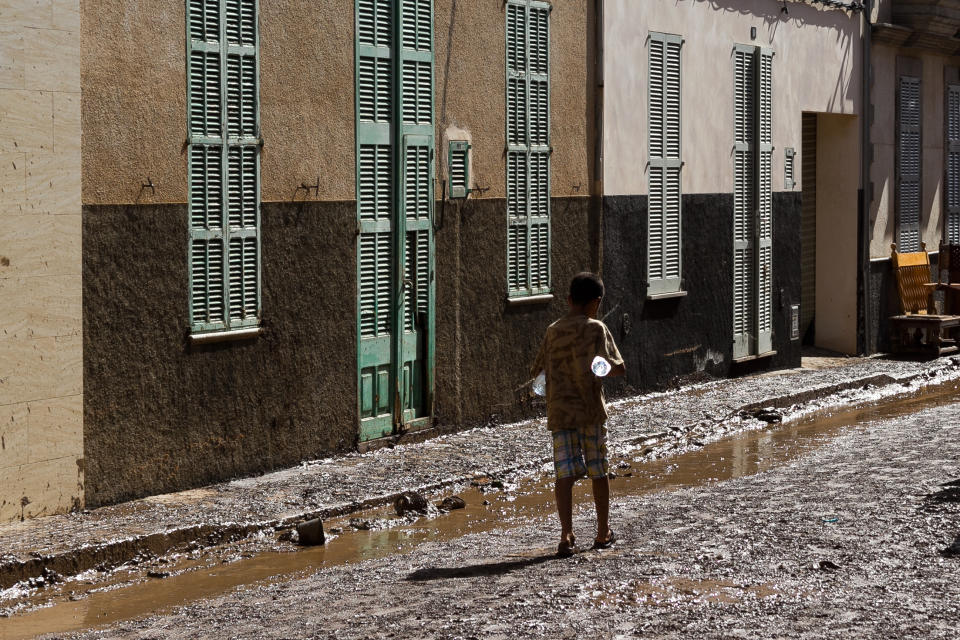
[532,371,547,396]
[591,356,612,377]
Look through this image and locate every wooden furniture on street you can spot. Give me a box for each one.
[890,243,960,356]
[939,243,960,314]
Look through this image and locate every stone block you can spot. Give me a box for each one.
[51,0,78,32]
[0,274,81,340]
[0,213,81,276]
[0,463,21,521]
[24,26,78,92]
[25,151,80,214]
[0,27,25,90]
[17,456,80,519]
[27,393,81,463]
[0,401,29,471]
[0,0,53,30]
[0,275,83,340]
[0,88,52,153]
[0,151,26,207]
[0,333,81,405]
[52,91,79,153]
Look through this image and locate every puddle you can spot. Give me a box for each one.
[3,379,958,639]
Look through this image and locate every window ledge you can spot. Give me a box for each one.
[189,326,263,345]
[506,293,554,307]
[646,290,688,301]
[732,349,777,364]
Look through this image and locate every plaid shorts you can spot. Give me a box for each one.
[552,427,608,480]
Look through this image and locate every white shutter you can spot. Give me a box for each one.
[897,75,922,252]
[647,32,682,297]
[947,83,960,244]
[756,48,774,355]
[732,45,756,360]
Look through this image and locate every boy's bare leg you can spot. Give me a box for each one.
[591,476,611,542]
[555,477,576,544]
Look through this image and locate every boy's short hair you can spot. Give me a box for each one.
[569,272,604,305]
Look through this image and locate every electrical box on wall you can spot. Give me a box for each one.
[790,304,800,340]
[448,141,471,199]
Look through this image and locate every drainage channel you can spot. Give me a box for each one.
[3,379,959,639]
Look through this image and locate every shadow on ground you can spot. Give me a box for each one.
[406,554,556,581]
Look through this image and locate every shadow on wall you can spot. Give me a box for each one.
[705,0,861,113]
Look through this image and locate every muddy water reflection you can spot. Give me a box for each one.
[5,380,958,639]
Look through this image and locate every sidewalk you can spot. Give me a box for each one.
[2,354,960,589]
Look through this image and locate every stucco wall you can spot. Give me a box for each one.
[869,45,960,258]
[603,0,861,196]
[83,0,589,205]
[0,0,83,521]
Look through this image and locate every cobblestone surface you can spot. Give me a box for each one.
[2,355,959,585]
[61,376,960,639]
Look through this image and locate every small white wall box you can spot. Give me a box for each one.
[448,140,471,199]
[791,304,800,340]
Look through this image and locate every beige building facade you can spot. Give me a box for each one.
[0,0,83,522]
[600,0,864,385]
[867,0,960,351]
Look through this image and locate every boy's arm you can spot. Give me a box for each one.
[598,323,626,377]
[530,335,547,379]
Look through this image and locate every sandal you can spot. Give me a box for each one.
[557,534,577,558]
[593,529,616,549]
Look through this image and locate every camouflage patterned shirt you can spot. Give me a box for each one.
[531,314,624,433]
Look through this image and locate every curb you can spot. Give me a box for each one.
[3,358,959,591]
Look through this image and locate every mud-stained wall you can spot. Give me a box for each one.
[603,0,861,197]
[83,202,357,506]
[0,0,84,522]
[602,192,802,391]
[433,197,592,428]
[868,46,960,258]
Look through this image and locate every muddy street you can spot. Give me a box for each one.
[3,381,957,639]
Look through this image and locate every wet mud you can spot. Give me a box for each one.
[4,379,959,639]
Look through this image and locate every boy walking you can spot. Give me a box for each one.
[531,272,625,557]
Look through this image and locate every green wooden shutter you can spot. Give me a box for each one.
[757,48,774,355]
[187,0,260,334]
[947,83,960,244]
[506,0,528,296]
[784,147,795,190]
[732,45,756,360]
[356,0,395,434]
[647,32,682,297]
[506,0,550,298]
[448,140,470,199]
[398,0,435,419]
[897,75,922,252]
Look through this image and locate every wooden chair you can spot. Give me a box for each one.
[938,242,960,313]
[889,242,960,356]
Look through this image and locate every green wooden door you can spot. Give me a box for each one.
[356,0,435,441]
